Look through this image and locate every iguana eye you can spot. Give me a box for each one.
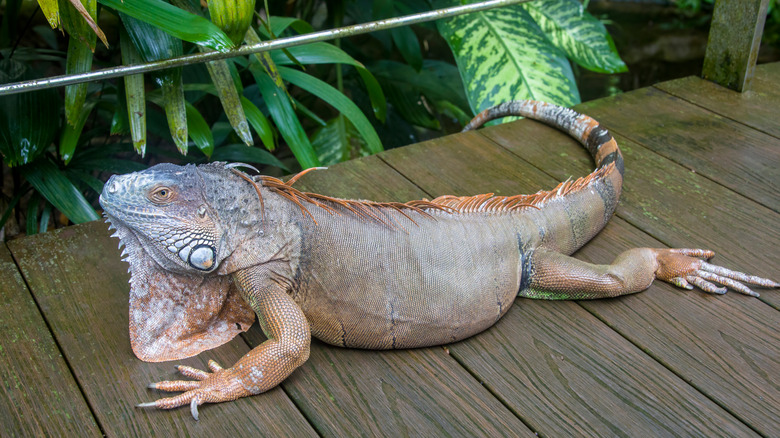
[149,186,175,204]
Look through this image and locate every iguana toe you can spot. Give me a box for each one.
[656,248,777,297]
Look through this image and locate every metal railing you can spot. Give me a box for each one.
[0,0,531,96]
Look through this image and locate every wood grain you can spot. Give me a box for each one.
[8,222,317,437]
[577,211,780,435]
[575,86,779,211]
[654,75,780,138]
[261,154,534,437]
[378,133,760,436]
[0,245,101,437]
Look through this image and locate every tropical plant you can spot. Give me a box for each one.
[1,0,625,237]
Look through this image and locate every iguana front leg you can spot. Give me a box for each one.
[523,248,778,300]
[139,264,310,419]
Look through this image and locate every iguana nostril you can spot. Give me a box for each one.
[108,182,118,194]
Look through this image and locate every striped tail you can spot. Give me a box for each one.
[463,100,625,255]
[463,100,623,176]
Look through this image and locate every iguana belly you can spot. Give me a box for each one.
[292,213,523,349]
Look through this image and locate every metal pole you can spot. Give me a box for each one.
[0,0,531,96]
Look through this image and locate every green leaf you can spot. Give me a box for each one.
[271,43,387,123]
[119,28,147,156]
[311,116,368,166]
[240,96,275,151]
[185,102,214,157]
[111,86,129,135]
[249,64,320,168]
[26,192,41,235]
[0,59,60,167]
[372,0,422,71]
[202,55,252,145]
[379,75,438,129]
[120,12,183,62]
[211,144,288,171]
[60,0,96,126]
[161,69,188,154]
[370,60,470,128]
[39,202,53,233]
[524,0,627,74]
[64,167,107,193]
[120,12,188,153]
[59,100,97,164]
[292,97,326,127]
[260,16,314,37]
[391,26,423,71]
[58,0,98,50]
[100,0,234,51]
[0,183,28,230]
[244,28,293,101]
[21,158,100,224]
[38,0,60,28]
[435,1,580,114]
[63,38,92,126]
[279,66,383,154]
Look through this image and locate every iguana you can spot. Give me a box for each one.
[99,100,778,420]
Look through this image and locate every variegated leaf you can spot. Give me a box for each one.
[435,1,579,114]
[525,0,626,74]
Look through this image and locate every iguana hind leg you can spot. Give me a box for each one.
[523,248,778,300]
[140,264,310,419]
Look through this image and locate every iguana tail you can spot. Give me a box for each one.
[463,100,624,255]
[463,100,623,176]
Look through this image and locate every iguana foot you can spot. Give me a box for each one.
[138,360,250,420]
[655,248,779,297]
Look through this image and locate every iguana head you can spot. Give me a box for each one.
[99,162,224,274]
[99,162,259,362]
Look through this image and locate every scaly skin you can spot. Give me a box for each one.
[99,100,778,419]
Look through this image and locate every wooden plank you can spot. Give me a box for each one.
[654,75,780,139]
[376,133,759,435]
[0,245,101,437]
[456,219,759,437]
[577,211,780,436]
[701,0,768,92]
[575,86,779,211]
[477,118,780,433]
[755,60,780,79]
[246,155,534,437]
[8,222,317,437]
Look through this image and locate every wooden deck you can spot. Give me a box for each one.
[2,63,778,437]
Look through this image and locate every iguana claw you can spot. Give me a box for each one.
[140,360,249,420]
[190,397,201,421]
[656,248,778,297]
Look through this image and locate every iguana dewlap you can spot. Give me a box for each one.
[98,100,778,419]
